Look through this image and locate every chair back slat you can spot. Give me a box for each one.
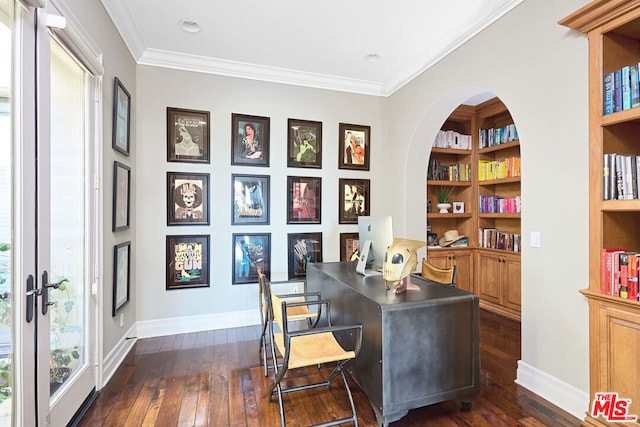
[421,260,455,285]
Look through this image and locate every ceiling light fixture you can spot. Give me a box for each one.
[364,53,380,63]
[179,19,201,33]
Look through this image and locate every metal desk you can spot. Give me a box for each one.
[306,262,479,426]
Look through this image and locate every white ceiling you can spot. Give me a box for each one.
[100,0,522,97]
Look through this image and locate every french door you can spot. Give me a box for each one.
[2,1,102,425]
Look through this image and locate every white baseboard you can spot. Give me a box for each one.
[516,360,589,421]
[136,309,260,339]
[101,322,137,388]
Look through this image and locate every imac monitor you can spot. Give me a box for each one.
[356,215,393,275]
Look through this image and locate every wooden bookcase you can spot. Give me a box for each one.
[427,98,521,320]
[561,2,640,426]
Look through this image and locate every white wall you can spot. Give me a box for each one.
[135,67,388,326]
[386,0,590,418]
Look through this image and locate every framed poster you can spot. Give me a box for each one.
[338,178,370,224]
[287,176,321,224]
[112,161,131,231]
[338,123,370,171]
[231,174,270,225]
[166,235,210,290]
[232,233,271,284]
[231,113,270,166]
[287,232,322,280]
[112,77,131,156]
[167,172,210,226]
[339,232,360,262]
[287,118,322,168]
[112,241,130,316]
[166,107,210,163]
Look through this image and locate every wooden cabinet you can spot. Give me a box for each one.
[560,2,640,425]
[427,249,474,293]
[476,251,521,321]
[427,98,521,319]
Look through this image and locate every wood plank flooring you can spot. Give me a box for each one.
[78,310,582,426]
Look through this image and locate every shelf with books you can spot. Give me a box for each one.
[561,3,640,425]
[478,213,521,219]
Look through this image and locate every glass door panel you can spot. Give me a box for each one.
[48,37,87,398]
[0,0,14,425]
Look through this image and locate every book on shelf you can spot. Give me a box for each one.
[629,253,639,301]
[622,65,632,110]
[632,65,640,108]
[602,153,640,200]
[604,72,614,115]
[614,68,623,113]
[601,248,626,295]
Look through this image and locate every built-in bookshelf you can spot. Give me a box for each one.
[426,98,521,320]
[561,2,640,425]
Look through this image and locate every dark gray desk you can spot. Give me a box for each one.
[306,262,479,427]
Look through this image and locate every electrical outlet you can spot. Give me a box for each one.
[120,312,124,327]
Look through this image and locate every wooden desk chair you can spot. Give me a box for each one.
[257,268,321,377]
[267,287,363,427]
[421,260,456,286]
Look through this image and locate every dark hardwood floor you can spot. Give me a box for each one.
[78,309,581,426]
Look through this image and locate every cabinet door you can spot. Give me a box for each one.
[451,252,473,293]
[477,252,501,304]
[503,256,521,311]
[426,252,449,269]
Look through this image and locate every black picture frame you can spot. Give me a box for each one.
[287,118,322,168]
[232,233,271,285]
[167,172,210,226]
[338,123,370,171]
[287,232,323,280]
[112,241,130,316]
[112,161,131,231]
[338,178,370,224]
[339,232,360,262]
[166,107,210,163]
[112,77,131,156]
[287,176,321,224]
[166,234,210,290]
[231,113,270,166]
[232,174,270,225]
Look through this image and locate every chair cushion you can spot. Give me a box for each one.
[274,331,355,369]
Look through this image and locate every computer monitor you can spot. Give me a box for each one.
[357,215,393,273]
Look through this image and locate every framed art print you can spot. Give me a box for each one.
[287,118,322,168]
[231,113,270,166]
[338,178,370,224]
[112,241,130,316]
[339,232,360,262]
[232,233,271,284]
[288,232,322,280]
[232,174,270,225]
[166,234,210,290]
[166,107,210,163]
[338,123,370,171]
[112,161,130,231]
[112,77,131,156]
[287,176,321,224]
[167,172,210,226]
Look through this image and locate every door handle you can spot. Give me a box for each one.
[26,275,35,323]
[41,270,68,315]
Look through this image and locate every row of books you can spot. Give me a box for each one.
[600,248,640,301]
[603,64,640,115]
[479,195,522,214]
[603,153,640,200]
[478,157,521,181]
[479,228,521,252]
[433,130,472,150]
[478,124,518,149]
[427,159,472,181]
